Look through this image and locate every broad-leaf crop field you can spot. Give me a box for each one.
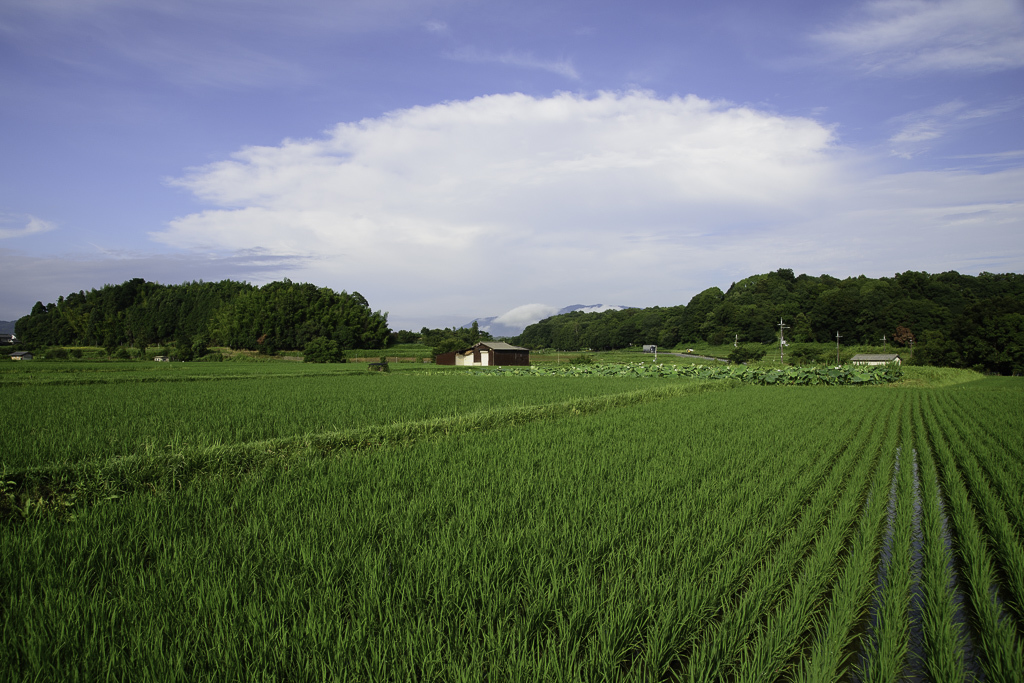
[2,362,1022,681]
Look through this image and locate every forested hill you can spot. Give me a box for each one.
[514,269,1024,374]
[15,278,390,352]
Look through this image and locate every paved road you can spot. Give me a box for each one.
[662,352,730,363]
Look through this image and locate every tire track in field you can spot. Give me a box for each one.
[2,380,737,524]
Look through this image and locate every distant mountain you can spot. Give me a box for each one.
[0,321,16,335]
[464,304,629,338]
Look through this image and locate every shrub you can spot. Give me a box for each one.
[729,346,766,364]
[431,337,465,358]
[569,354,595,365]
[257,334,276,356]
[113,347,132,360]
[191,335,210,359]
[303,337,345,363]
[786,344,823,365]
[46,347,69,360]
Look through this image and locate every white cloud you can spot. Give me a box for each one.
[0,215,56,239]
[887,99,1019,157]
[572,304,624,314]
[492,304,561,329]
[812,0,1024,73]
[479,303,625,335]
[159,91,837,304]
[120,37,309,89]
[0,0,466,88]
[4,0,466,32]
[153,90,1023,326]
[447,47,580,79]
[424,19,448,34]
[950,149,1024,162]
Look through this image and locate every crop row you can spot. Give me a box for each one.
[840,386,1024,681]
[2,375,1021,680]
[0,385,885,679]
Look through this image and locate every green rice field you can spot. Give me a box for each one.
[2,361,1022,681]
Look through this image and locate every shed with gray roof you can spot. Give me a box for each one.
[436,341,530,366]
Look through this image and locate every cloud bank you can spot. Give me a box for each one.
[153,90,1024,328]
[490,304,561,330]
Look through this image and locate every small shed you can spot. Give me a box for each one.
[436,341,530,366]
[851,353,902,366]
[154,356,171,362]
[9,351,33,361]
[642,345,657,353]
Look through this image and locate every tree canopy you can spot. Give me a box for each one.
[16,278,389,352]
[512,270,1024,375]
[13,270,1024,374]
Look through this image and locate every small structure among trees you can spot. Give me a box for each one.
[436,341,530,367]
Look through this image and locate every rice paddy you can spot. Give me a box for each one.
[1,362,1021,680]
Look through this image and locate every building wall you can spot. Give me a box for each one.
[492,350,530,366]
[436,346,530,366]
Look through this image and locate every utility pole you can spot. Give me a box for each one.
[778,319,786,366]
[881,334,887,352]
[836,331,843,365]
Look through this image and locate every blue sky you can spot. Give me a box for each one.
[1,0,1022,331]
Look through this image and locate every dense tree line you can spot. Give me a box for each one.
[13,270,1023,373]
[418,322,494,357]
[15,278,390,352]
[514,269,1024,374]
[206,281,389,352]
